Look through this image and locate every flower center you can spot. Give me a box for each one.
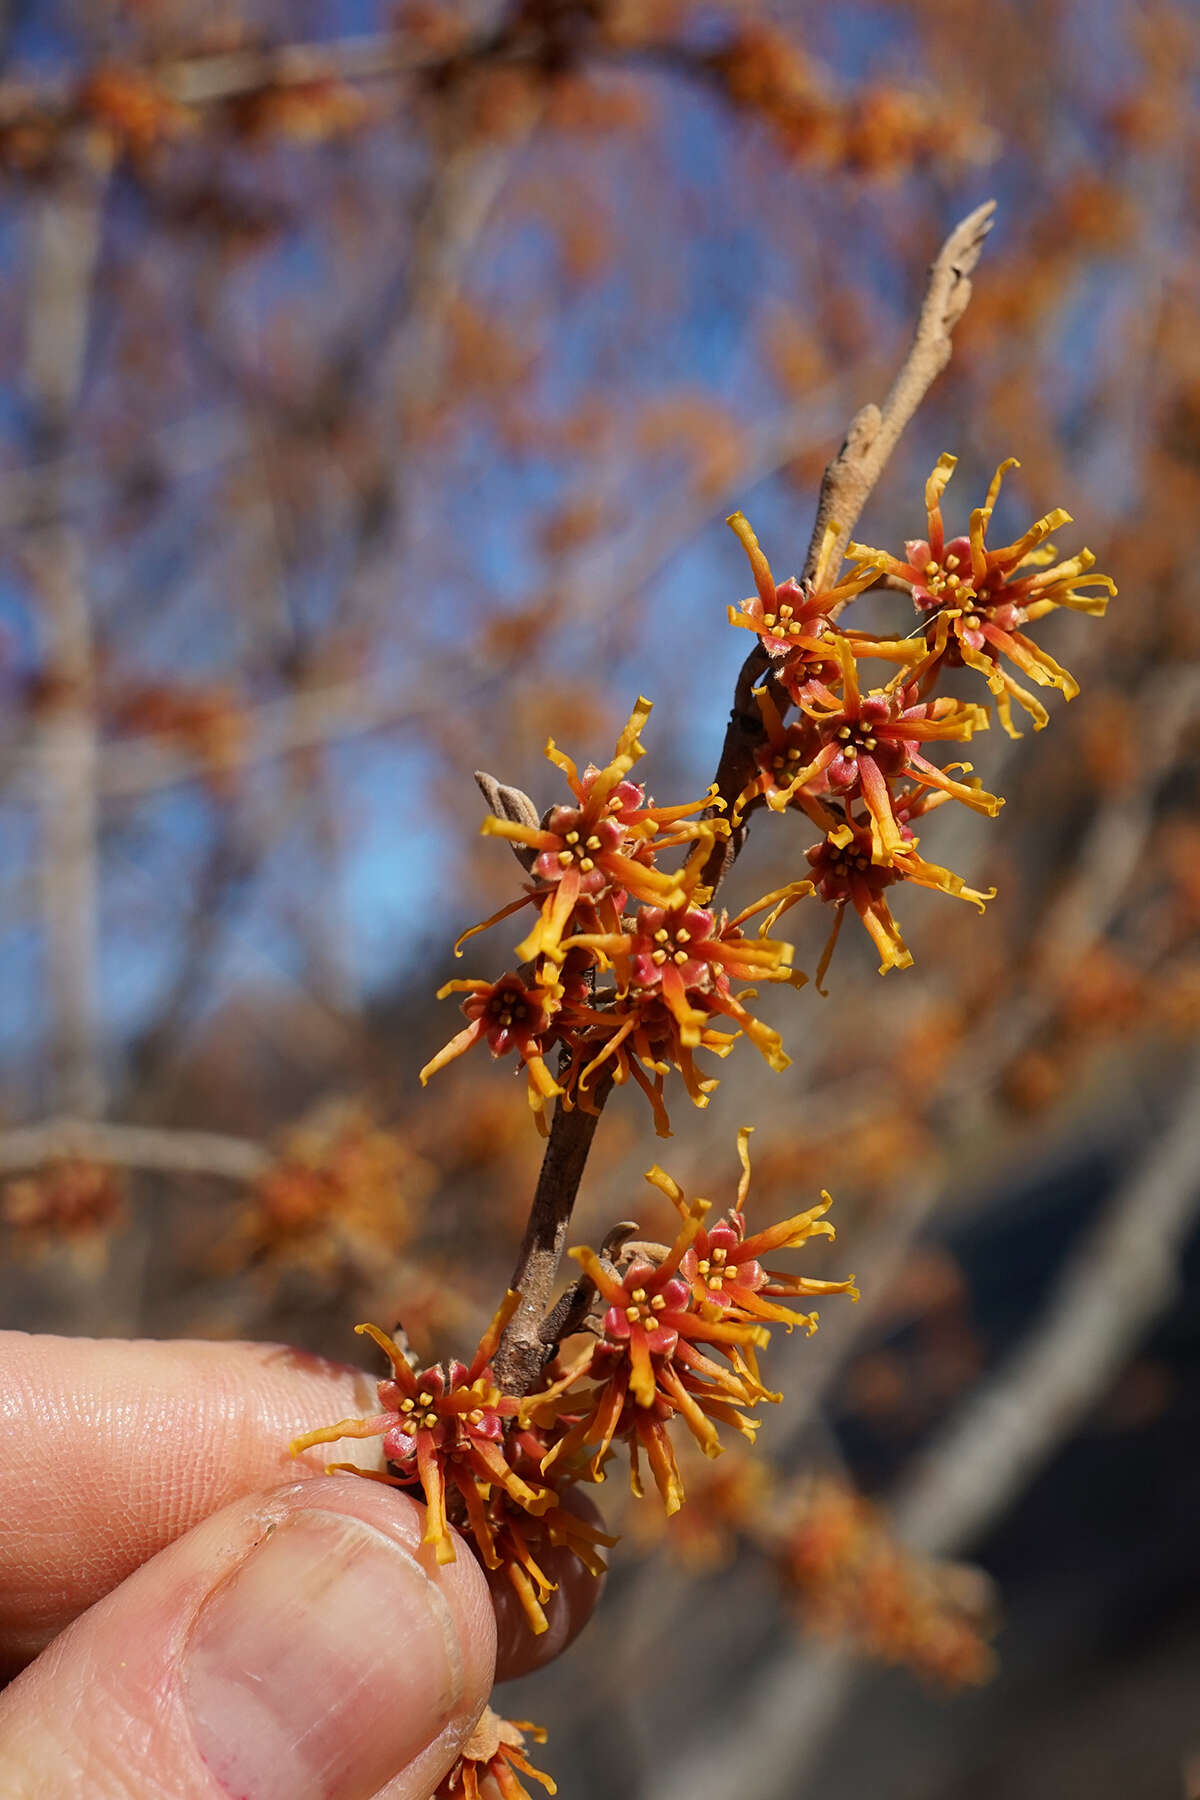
[826,843,872,878]
[555,827,606,875]
[623,1286,668,1331]
[759,596,811,638]
[695,1245,732,1290]
[834,722,879,761]
[649,922,698,968]
[397,1390,441,1432]
[770,744,805,781]
[922,550,978,606]
[489,992,529,1028]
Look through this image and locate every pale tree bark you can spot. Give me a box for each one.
[26,135,112,1121]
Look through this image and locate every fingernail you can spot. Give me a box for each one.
[183,1509,464,1800]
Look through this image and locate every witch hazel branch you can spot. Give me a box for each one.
[290,201,1114,1797]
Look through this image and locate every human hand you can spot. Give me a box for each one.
[0,1331,598,1797]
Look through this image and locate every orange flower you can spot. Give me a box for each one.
[561,894,806,1066]
[291,1293,551,1565]
[222,1102,429,1279]
[667,1127,858,1337]
[529,1205,766,1514]
[557,987,732,1138]
[419,972,562,1130]
[526,1135,853,1512]
[848,453,1115,735]
[754,636,1000,862]
[781,1477,995,1686]
[2,1158,125,1259]
[803,806,993,983]
[726,511,883,703]
[463,1411,616,1634]
[475,1476,615,1636]
[466,699,721,964]
[733,682,844,827]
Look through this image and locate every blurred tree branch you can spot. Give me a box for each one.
[893,1053,1200,1554]
[26,136,112,1120]
[0,1116,269,1180]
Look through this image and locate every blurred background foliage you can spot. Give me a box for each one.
[0,2,1198,1796]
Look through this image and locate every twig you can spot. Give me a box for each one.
[0,1116,270,1181]
[491,1088,609,1394]
[809,200,996,578]
[701,200,994,888]
[493,203,995,1393]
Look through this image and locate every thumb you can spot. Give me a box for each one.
[0,1475,497,1800]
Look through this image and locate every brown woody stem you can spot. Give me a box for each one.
[492,1083,609,1394]
[495,201,995,1394]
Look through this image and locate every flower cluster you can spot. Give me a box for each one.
[525,1129,855,1514]
[420,698,807,1136]
[846,454,1115,737]
[722,454,1112,976]
[292,1133,851,1619]
[632,1452,996,1686]
[420,456,1110,1137]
